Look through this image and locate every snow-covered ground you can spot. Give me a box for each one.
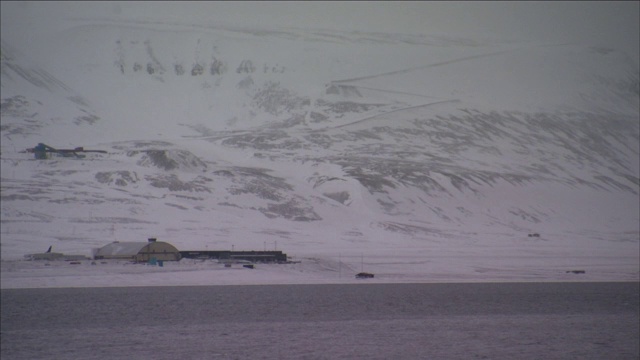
[1,2,638,289]
[2,252,637,289]
[2,230,637,289]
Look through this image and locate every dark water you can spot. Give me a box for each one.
[2,282,638,360]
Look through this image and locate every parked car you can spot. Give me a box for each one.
[355,272,374,279]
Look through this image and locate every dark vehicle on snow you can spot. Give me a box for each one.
[356,272,374,279]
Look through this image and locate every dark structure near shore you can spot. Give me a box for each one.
[93,237,288,263]
[179,250,287,263]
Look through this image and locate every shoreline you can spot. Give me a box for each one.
[2,257,637,290]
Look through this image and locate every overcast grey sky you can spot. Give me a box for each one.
[2,1,639,63]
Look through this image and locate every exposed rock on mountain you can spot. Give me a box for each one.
[0,19,637,260]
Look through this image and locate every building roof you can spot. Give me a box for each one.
[95,241,178,257]
[96,242,150,257]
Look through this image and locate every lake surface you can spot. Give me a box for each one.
[2,282,638,359]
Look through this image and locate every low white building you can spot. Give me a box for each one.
[94,238,180,262]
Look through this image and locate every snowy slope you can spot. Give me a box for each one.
[1,15,638,284]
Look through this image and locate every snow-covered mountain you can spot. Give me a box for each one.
[1,13,638,275]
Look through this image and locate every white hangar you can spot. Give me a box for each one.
[94,238,180,262]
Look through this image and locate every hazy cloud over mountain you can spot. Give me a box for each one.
[2,1,638,63]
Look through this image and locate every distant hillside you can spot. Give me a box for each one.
[1,20,638,260]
